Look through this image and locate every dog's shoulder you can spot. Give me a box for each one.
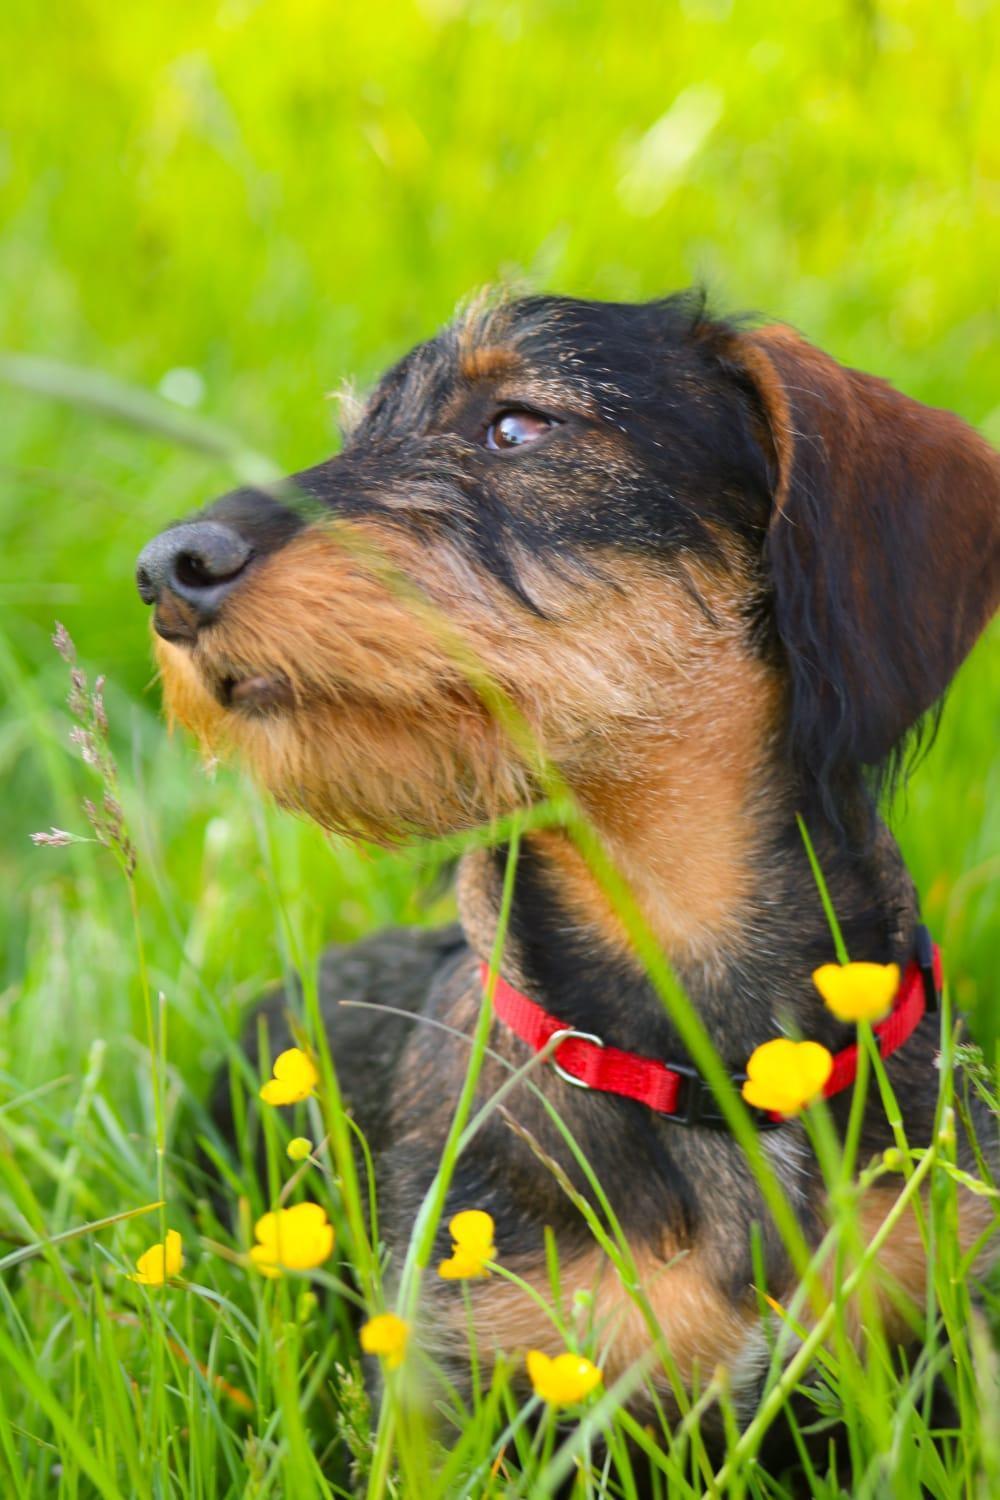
[209,922,467,1161]
[316,921,467,1025]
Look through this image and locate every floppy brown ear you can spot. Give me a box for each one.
[738,325,1000,778]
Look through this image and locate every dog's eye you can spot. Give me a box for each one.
[484,409,553,451]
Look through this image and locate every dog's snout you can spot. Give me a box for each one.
[136,521,252,633]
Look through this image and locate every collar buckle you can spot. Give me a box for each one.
[670,1063,783,1131]
[548,1027,604,1088]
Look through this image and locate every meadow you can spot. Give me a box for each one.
[0,1,998,1494]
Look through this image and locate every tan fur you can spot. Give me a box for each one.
[820,1182,997,1343]
[459,345,522,382]
[427,1242,757,1393]
[422,1181,994,1396]
[158,518,779,954]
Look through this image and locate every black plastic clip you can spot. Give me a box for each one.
[670,1064,784,1131]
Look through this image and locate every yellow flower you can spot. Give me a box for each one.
[250,1202,334,1278]
[259,1048,319,1106]
[812,962,900,1023]
[438,1208,496,1280]
[360,1312,410,1369]
[526,1350,602,1406]
[742,1039,833,1115]
[129,1229,184,1286]
[287,1136,313,1162]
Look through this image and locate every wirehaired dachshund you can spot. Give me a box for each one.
[137,291,1000,1434]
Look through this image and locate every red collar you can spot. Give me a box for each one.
[483,927,942,1130]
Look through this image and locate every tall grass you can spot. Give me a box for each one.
[0,587,996,1497]
[0,604,994,1496]
[1,1,998,1494]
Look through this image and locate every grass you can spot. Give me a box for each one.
[1,0,998,1493]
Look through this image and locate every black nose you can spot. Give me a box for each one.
[136,521,252,626]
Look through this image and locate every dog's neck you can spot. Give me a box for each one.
[457,750,919,1067]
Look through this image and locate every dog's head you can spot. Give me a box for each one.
[137,292,999,841]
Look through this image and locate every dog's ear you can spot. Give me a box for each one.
[735,325,1000,778]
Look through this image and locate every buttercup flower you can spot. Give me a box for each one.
[287,1136,313,1162]
[438,1208,496,1280]
[812,961,900,1024]
[360,1312,410,1369]
[259,1048,319,1106]
[250,1202,334,1277]
[742,1039,833,1115]
[129,1228,184,1286]
[526,1350,602,1406]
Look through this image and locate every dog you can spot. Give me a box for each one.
[136,290,999,1439]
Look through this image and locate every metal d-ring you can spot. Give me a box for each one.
[547,1026,605,1088]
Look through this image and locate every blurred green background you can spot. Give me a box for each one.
[1,0,997,1099]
